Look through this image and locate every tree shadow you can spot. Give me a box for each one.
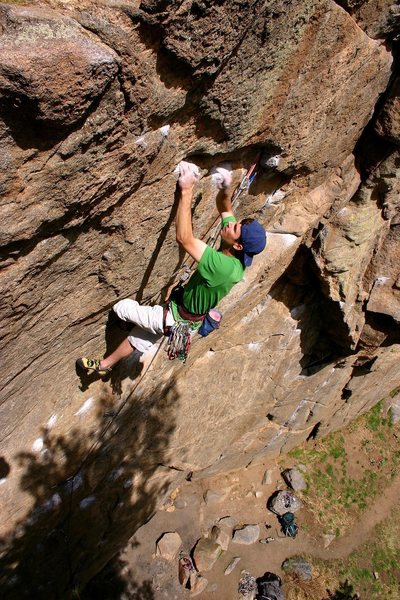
[0,377,180,599]
[82,554,154,600]
[326,579,359,599]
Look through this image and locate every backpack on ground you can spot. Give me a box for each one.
[278,511,298,538]
[257,572,285,600]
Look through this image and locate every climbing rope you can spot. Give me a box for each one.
[61,156,263,594]
[66,159,262,482]
[61,336,166,595]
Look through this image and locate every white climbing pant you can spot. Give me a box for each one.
[113,299,175,354]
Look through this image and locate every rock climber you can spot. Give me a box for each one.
[77,162,266,374]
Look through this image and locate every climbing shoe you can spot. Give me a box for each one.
[76,357,112,376]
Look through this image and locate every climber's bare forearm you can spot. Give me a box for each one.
[216,188,234,219]
[176,188,206,263]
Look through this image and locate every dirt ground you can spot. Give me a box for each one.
[117,466,400,598]
[87,406,400,599]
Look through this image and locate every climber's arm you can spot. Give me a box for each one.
[176,165,207,263]
[216,188,234,220]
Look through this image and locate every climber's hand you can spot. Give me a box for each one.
[178,163,198,191]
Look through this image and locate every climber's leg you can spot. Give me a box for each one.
[113,299,165,335]
[100,337,135,369]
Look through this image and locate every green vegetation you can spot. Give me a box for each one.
[282,401,400,599]
[283,401,400,533]
[312,502,400,599]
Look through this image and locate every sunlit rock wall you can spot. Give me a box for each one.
[0,0,399,596]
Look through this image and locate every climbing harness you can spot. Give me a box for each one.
[164,299,206,363]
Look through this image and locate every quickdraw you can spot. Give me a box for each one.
[166,321,192,362]
[230,156,260,206]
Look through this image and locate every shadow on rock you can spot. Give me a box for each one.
[0,378,180,599]
[274,245,349,376]
[76,312,144,396]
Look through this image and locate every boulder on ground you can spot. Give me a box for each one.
[281,468,307,491]
[193,537,223,572]
[262,469,273,485]
[190,575,208,596]
[323,532,336,548]
[217,516,237,531]
[232,524,260,545]
[211,525,231,551]
[203,489,226,504]
[155,531,182,560]
[282,556,312,581]
[224,556,241,575]
[267,490,302,515]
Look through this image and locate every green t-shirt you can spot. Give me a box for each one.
[172,216,245,317]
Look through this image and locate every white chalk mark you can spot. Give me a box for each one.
[159,125,170,137]
[135,135,147,149]
[32,438,44,452]
[248,342,262,352]
[265,189,285,206]
[75,397,94,416]
[46,414,57,429]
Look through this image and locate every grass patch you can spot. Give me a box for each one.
[365,401,386,432]
[283,401,400,534]
[305,502,400,600]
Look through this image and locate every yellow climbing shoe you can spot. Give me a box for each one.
[76,357,111,376]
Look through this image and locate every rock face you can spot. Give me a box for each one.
[0,1,399,597]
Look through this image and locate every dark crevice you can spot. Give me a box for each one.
[351,355,378,376]
[0,457,11,479]
[341,387,352,401]
[358,311,400,350]
[273,245,351,377]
